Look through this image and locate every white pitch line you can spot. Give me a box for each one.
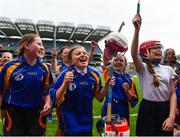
[0,114,138,122]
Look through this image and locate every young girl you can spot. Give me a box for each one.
[51,46,70,74]
[50,45,109,136]
[0,33,53,135]
[51,46,70,135]
[131,14,177,136]
[162,48,180,134]
[96,45,138,134]
[102,53,138,123]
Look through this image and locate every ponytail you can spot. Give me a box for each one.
[145,60,160,87]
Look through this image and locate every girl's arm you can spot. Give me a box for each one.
[51,48,58,72]
[162,79,177,132]
[55,70,74,105]
[41,95,51,116]
[95,78,111,101]
[88,41,97,64]
[95,76,116,101]
[131,14,142,73]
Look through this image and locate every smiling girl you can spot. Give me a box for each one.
[0,33,53,136]
[131,14,177,136]
[50,45,109,136]
[102,53,138,124]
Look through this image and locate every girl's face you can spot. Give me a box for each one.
[60,48,69,63]
[25,37,44,58]
[165,49,176,62]
[39,46,45,58]
[71,47,88,70]
[113,56,126,73]
[149,47,162,60]
[2,52,13,63]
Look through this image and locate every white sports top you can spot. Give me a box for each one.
[138,63,176,102]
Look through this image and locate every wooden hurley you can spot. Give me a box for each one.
[106,65,113,122]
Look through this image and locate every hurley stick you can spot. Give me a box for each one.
[106,65,113,122]
[137,0,140,14]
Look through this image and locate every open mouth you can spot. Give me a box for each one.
[115,65,122,68]
[114,66,122,69]
[154,52,162,59]
[155,52,161,56]
[38,50,41,54]
[37,50,43,56]
[80,58,87,65]
[38,48,45,54]
[114,63,123,69]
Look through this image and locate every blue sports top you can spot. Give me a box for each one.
[50,65,102,135]
[103,67,138,107]
[109,72,137,101]
[0,55,53,107]
[102,67,138,121]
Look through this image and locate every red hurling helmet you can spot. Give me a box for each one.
[139,40,163,57]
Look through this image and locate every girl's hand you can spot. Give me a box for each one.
[41,100,51,116]
[122,83,132,100]
[109,76,115,86]
[91,41,97,49]
[51,48,58,57]
[132,14,142,30]
[162,116,175,132]
[63,70,74,85]
[122,82,130,91]
[176,108,179,115]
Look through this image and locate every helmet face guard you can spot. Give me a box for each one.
[139,40,163,59]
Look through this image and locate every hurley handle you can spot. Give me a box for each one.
[106,65,113,122]
[137,0,140,14]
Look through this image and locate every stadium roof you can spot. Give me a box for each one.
[0,17,112,43]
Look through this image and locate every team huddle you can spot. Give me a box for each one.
[0,13,179,136]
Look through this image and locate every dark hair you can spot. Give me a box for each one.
[164,48,176,61]
[18,33,39,54]
[58,46,69,60]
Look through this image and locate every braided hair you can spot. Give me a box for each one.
[143,58,160,87]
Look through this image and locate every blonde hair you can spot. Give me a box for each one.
[2,52,13,58]
[112,52,127,72]
[67,44,85,64]
[18,33,39,55]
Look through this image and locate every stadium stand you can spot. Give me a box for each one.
[0,17,112,66]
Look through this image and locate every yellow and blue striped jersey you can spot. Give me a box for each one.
[102,67,138,121]
[0,55,53,107]
[50,65,102,135]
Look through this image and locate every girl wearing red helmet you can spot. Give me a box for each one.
[131,14,177,136]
